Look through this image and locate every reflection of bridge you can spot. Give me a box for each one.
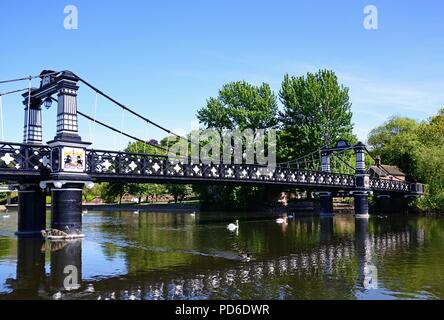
[1,218,423,299]
[0,70,424,237]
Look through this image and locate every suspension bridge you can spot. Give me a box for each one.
[0,70,424,237]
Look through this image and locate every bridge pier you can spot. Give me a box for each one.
[374,194,392,215]
[16,184,46,237]
[353,142,371,218]
[374,194,414,215]
[15,238,46,293]
[354,192,369,218]
[319,216,334,242]
[318,192,334,217]
[48,182,85,235]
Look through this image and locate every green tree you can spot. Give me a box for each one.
[145,184,167,203]
[197,81,278,132]
[124,140,167,203]
[82,183,102,203]
[127,183,149,204]
[125,139,165,155]
[196,80,278,210]
[278,70,355,160]
[166,184,191,204]
[100,182,127,204]
[415,109,444,211]
[367,109,444,212]
[367,116,421,180]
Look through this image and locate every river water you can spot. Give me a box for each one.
[0,210,443,300]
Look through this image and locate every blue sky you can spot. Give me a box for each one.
[1,0,443,150]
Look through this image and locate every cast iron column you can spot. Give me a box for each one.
[319,147,334,216]
[353,142,371,218]
[16,87,46,237]
[16,184,46,237]
[51,182,84,233]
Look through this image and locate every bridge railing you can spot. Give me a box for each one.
[369,178,410,192]
[0,144,422,194]
[0,142,50,175]
[85,149,357,187]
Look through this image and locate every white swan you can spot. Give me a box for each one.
[2,214,10,219]
[276,217,287,224]
[133,210,140,215]
[227,220,239,231]
[190,211,196,217]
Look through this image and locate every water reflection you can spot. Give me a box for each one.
[0,211,442,300]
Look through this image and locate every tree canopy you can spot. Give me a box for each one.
[278,70,355,160]
[197,81,278,132]
[367,109,444,212]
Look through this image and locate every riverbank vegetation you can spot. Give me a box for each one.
[368,109,444,212]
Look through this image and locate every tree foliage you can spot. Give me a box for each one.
[100,182,127,204]
[123,140,167,203]
[278,70,355,160]
[197,81,278,132]
[195,80,279,209]
[367,116,421,180]
[166,184,191,204]
[368,109,444,212]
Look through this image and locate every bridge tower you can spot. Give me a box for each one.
[15,74,49,237]
[16,70,93,237]
[41,71,93,235]
[319,146,334,217]
[352,142,371,218]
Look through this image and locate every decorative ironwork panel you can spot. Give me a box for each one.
[0,142,50,172]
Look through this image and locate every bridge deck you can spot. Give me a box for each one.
[0,142,418,195]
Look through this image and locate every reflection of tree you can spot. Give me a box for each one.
[0,238,13,259]
[5,213,440,299]
[372,216,444,298]
[94,214,444,299]
[96,212,362,298]
[101,242,120,261]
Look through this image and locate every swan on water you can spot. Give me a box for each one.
[276,217,287,224]
[227,220,239,231]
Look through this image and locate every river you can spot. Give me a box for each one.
[0,210,443,300]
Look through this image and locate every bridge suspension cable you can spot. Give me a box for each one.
[72,73,193,146]
[77,110,169,153]
[0,88,28,97]
[45,95,167,155]
[0,71,60,85]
